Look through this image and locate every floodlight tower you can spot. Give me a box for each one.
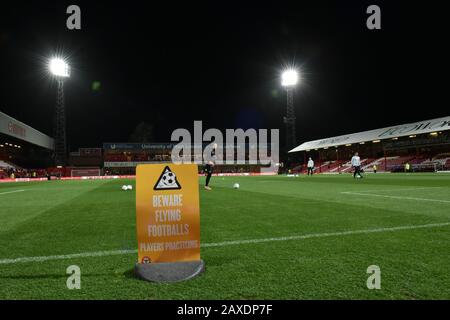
[281,69,299,151]
[49,58,70,167]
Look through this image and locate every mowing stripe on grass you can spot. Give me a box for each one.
[1,222,450,265]
[341,192,450,204]
[0,190,25,196]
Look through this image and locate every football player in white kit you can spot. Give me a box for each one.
[351,152,362,178]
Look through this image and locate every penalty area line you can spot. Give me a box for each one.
[1,222,450,265]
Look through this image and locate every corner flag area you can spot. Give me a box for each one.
[0,173,449,299]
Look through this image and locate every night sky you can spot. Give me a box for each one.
[0,1,448,151]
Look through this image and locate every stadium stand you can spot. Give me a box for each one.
[319,160,343,173]
[339,158,374,173]
[445,158,450,169]
[102,142,274,175]
[0,160,15,170]
[289,116,450,173]
[69,148,103,167]
[0,158,50,179]
[2,110,448,178]
[0,111,54,174]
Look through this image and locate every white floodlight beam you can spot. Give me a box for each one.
[49,58,70,78]
[281,69,299,87]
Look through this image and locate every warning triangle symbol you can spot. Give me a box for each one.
[153,166,182,190]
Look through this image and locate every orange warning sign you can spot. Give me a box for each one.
[136,164,200,263]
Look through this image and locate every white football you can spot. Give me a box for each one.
[233,183,240,189]
[121,185,128,190]
[127,185,133,190]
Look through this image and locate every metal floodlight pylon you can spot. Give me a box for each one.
[281,69,299,151]
[54,78,67,167]
[283,87,296,151]
[49,58,70,167]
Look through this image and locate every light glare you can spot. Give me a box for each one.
[281,70,299,87]
[49,58,70,77]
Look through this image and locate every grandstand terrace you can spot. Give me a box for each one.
[289,116,450,173]
[103,142,273,175]
[0,111,54,179]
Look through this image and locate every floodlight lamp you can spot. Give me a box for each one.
[49,58,70,77]
[281,69,299,87]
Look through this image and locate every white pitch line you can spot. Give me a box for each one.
[341,187,443,194]
[341,192,450,204]
[0,249,135,265]
[1,222,450,265]
[0,189,25,196]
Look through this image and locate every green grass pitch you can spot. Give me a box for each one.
[0,173,449,299]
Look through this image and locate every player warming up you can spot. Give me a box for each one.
[204,143,217,190]
[351,152,363,178]
[307,157,314,175]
